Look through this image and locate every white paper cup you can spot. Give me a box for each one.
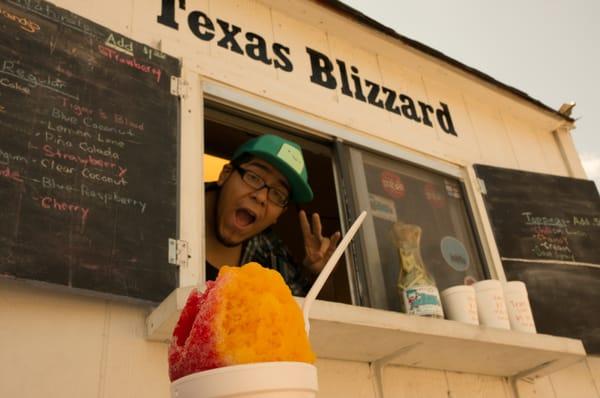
[170,362,318,398]
[473,280,510,330]
[504,281,537,333]
[441,285,479,325]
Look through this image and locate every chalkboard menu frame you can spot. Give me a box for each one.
[0,0,181,303]
[475,165,600,265]
[474,164,600,353]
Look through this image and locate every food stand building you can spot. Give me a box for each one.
[1,0,599,397]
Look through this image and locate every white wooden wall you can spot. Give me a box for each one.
[2,1,596,397]
[2,280,599,398]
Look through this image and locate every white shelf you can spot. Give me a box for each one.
[146,288,586,378]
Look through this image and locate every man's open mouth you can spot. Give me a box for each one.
[235,208,257,228]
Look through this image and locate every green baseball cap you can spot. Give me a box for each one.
[232,134,314,203]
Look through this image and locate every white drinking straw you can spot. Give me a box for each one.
[302,210,367,334]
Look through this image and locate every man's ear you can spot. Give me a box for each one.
[217,163,233,186]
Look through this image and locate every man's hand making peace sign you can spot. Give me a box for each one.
[299,210,342,275]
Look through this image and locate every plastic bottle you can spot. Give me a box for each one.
[390,221,444,318]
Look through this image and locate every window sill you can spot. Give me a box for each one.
[146,288,586,378]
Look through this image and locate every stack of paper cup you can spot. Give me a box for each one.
[170,362,318,398]
[504,281,537,333]
[473,280,510,330]
[440,285,479,325]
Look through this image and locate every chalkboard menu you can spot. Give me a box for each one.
[475,164,600,353]
[0,0,180,302]
[474,164,600,264]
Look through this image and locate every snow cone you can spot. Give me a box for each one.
[168,262,318,398]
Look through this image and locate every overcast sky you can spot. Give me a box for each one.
[342,0,600,189]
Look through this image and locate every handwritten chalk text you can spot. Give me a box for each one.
[0,77,31,94]
[41,158,75,175]
[78,141,120,160]
[0,59,78,99]
[81,167,127,186]
[83,117,136,137]
[0,148,28,164]
[46,120,92,140]
[522,212,569,228]
[41,196,89,222]
[0,165,23,182]
[42,144,126,176]
[0,6,40,33]
[105,33,133,56]
[58,97,94,117]
[41,177,147,213]
[98,44,162,83]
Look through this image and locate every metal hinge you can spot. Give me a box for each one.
[168,238,190,267]
[477,178,487,195]
[170,76,189,98]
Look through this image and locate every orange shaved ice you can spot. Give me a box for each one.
[168,262,315,381]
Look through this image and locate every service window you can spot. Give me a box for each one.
[345,147,487,311]
[202,103,351,303]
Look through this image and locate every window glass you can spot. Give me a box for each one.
[348,148,485,311]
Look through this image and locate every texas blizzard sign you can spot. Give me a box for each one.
[157,0,458,136]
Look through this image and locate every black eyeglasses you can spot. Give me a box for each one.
[233,164,290,207]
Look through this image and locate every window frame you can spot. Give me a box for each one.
[200,79,505,302]
[341,145,491,309]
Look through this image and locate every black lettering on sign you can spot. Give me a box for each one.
[216,19,244,55]
[187,10,215,41]
[349,66,366,102]
[382,87,401,115]
[156,0,180,29]
[306,47,337,89]
[157,0,293,72]
[272,43,293,72]
[418,101,434,127]
[245,32,272,65]
[335,59,352,97]
[0,0,180,303]
[153,0,459,134]
[305,46,458,134]
[365,80,384,109]
[437,102,457,136]
[399,94,420,122]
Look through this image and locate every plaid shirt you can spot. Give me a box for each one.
[240,230,310,296]
[206,183,310,296]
